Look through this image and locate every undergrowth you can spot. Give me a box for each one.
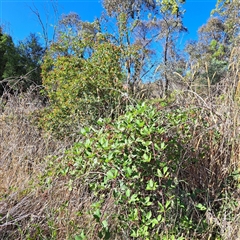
[0,85,239,239]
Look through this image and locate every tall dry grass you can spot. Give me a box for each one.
[174,91,240,239]
[0,88,73,239]
[172,48,240,239]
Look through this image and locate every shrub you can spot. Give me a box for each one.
[59,102,238,239]
[40,35,126,139]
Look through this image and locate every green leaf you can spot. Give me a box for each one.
[140,126,150,136]
[99,137,109,149]
[142,153,151,163]
[125,167,133,177]
[151,218,159,227]
[93,209,101,222]
[126,189,131,198]
[144,196,152,206]
[106,169,118,180]
[196,203,207,211]
[157,169,163,178]
[131,230,138,237]
[161,142,166,150]
[85,139,92,148]
[163,166,169,175]
[165,200,172,209]
[158,202,164,213]
[80,127,90,136]
[128,194,139,203]
[146,210,152,220]
[143,141,152,147]
[146,179,158,190]
[157,214,162,222]
[105,152,113,163]
[154,143,160,150]
[75,231,86,240]
[102,220,108,229]
[136,119,145,128]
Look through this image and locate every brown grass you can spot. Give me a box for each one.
[0,89,71,239]
[0,76,239,239]
[174,89,240,239]
[0,88,115,239]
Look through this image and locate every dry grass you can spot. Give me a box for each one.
[0,89,113,239]
[0,89,72,239]
[172,70,240,239]
[0,77,239,239]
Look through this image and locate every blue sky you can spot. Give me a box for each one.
[1,0,217,44]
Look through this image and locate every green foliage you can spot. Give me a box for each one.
[60,103,222,238]
[0,28,20,94]
[0,29,44,94]
[213,0,240,45]
[40,33,125,138]
[16,33,45,86]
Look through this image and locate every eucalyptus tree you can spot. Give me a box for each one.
[213,0,240,45]
[151,9,187,94]
[185,0,239,93]
[213,0,240,97]
[185,17,229,91]
[103,0,187,97]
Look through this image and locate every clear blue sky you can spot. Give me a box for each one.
[0,0,217,44]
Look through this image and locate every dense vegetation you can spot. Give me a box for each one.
[0,0,239,239]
